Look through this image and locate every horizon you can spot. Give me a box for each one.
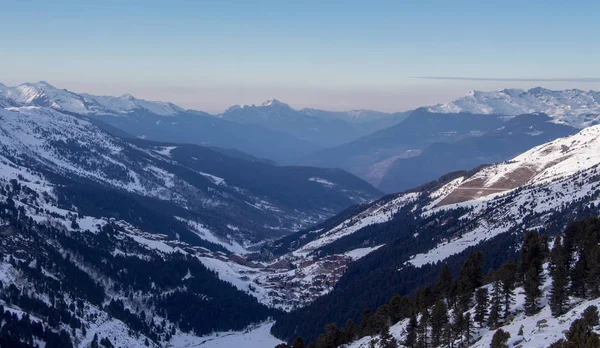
[3,79,600,115]
[2,0,600,113]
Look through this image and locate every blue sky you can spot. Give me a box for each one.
[2,0,599,112]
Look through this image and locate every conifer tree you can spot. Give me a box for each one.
[458,252,484,311]
[452,308,465,346]
[550,236,569,317]
[496,260,517,318]
[344,319,358,343]
[417,309,429,348]
[474,288,488,327]
[571,258,588,298]
[404,311,418,348]
[379,327,399,348]
[463,312,474,346]
[488,280,502,328]
[524,265,542,315]
[586,244,600,298]
[430,300,448,347]
[434,264,452,300]
[489,329,510,348]
[292,336,306,348]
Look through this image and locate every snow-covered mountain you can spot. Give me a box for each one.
[0,105,380,247]
[272,125,600,341]
[0,81,184,116]
[428,87,600,128]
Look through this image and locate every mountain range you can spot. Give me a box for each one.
[301,88,600,191]
[0,82,406,164]
[2,82,600,347]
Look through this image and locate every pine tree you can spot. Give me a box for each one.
[571,258,588,298]
[463,312,474,346]
[404,311,418,348]
[458,253,484,312]
[582,305,599,328]
[489,329,510,348]
[474,288,488,327]
[586,244,600,298]
[520,231,544,316]
[417,310,429,348]
[91,334,99,348]
[524,265,542,315]
[550,236,569,317]
[447,279,459,310]
[519,231,545,281]
[292,336,306,348]
[488,280,502,328]
[496,260,517,318]
[434,264,452,300]
[452,309,465,346]
[379,327,399,348]
[430,300,448,347]
[344,319,358,343]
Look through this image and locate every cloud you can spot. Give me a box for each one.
[414,77,600,82]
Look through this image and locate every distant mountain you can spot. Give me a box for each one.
[378,113,578,193]
[300,108,411,135]
[218,99,406,147]
[0,82,319,164]
[299,109,506,185]
[428,87,600,128]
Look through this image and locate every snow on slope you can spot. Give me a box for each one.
[169,322,283,348]
[0,81,184,117]
[347,264,600,348]
[407,126,600,267]
[292,193,420,256]
[0,106,180,199]
[428,88,600,128]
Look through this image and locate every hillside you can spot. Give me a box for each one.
[271,125,600,342]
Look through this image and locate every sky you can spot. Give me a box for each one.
[1,0,600,113]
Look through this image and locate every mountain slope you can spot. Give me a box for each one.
[0,82,319,164]
[271,125,600,342]
[0,106,381,247]
[378,113,578,193]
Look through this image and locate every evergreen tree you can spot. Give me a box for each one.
[489,329,510,348]
[458,253,484,312]
[91,334,99,348]
[571,258,588,298]
[344,319,358,343]
[417,310,429,348]
[463,312,474,346]
[404,311,418,348]
[430,300,448,347]
[452,309,465,346]
[524,265,542,315]
[434,264,452,300]
[519,231,545,281]
[550,236,569,317]
[586,245,600,298]
[292,336,306,348]
[487,280,502,328]
[582,305,600,328]
[496,260,517,318]
[379,327,399,348]
[474,288,488,327]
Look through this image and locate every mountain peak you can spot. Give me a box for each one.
[262,98,289,108]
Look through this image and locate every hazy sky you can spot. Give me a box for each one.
[2,0,600,113]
